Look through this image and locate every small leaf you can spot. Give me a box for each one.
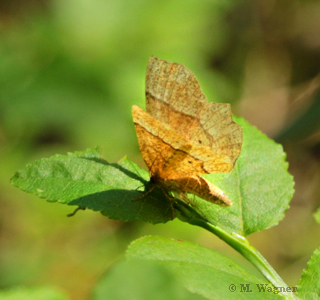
[190,117,294,236]
[313,208,320,224]
[126,236,281,299]
[11,147,172,224]
[296,247,320,299]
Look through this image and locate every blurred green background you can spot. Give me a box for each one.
[1,0,320,299]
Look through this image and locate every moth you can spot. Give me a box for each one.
[132,56,242,211]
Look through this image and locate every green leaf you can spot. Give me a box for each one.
[313,208,320,224]
[188,117,294,236]
[11,116,294,231]
[10,146,172,224]
[0,286,69,300]
[125,236,282,299]
[11,147,108,203]
[297,247,320,299]
[92,260,205,300]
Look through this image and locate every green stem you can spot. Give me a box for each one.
[175,203,299,300]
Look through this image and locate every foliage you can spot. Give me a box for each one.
[3,0,320,299]
[11,115,318,299]
[297,247,320,299]
[11,117,294,233]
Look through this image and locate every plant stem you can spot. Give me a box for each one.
[176,203,299,300]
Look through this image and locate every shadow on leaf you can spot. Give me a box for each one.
[69,185,173,224]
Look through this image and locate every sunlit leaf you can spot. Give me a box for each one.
[297,247,320,299]
[125,236,281,299]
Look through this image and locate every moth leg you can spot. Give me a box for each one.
[132,185,156,201]
[159,187,175,220]
[134,186,175,219]
[67,206,86,217]
[179,192,195,206]
[178,193,209,220]
[132,186,175,219]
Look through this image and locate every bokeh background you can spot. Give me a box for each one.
[1,0,320,299]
